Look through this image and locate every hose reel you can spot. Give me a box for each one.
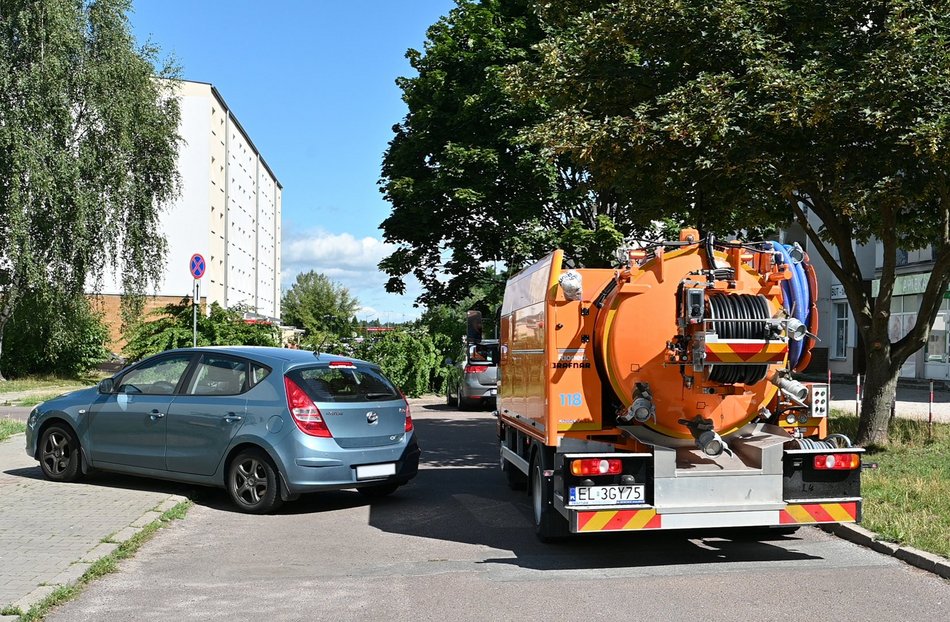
[706,293,771,385]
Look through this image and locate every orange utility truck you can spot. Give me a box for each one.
[496,230,862,540]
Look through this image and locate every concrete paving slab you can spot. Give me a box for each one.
[0,435,187,613]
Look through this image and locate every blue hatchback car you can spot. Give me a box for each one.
[25,347,420,513]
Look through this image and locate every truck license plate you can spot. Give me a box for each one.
[569,485,646,506]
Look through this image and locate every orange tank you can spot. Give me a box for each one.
[499,233,814,447]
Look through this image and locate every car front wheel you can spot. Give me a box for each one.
[227,449,283,514]
[39,424,82,482]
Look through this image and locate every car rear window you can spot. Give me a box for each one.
[288,364,400,402]
[467,343,499,365]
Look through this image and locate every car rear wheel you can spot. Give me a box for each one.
[357,483,399,498]
[39,424,82,482]
[446,385,458,407]
[457,384,473,411]
[227,449,283,514]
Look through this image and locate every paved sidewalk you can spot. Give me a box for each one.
[829,382,950,423]
[0,434,187,616]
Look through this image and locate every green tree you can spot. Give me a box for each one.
[511,0,950,445]
[0,291,108,377]
[281,271,360,347]
[123,300,280,362]
[353,328,440,397]
[380,0,641,308]
[0,0,181,381]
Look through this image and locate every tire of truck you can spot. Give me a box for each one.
[530,449,569,542]
[500,443,526,490]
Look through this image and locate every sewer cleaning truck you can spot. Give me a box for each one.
[495,229,862,540]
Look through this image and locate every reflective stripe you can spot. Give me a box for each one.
[705,342,787,364]
[780,502,858,524]
[577,509,661,532]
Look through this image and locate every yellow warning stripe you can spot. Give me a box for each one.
[823,503,857,522]
[705,342,787,364]
[781,502,858,524]
[577,509,661,532]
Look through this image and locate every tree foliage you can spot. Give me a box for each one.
[353,328,440,397]
[0,0,181,380]
[281,271,360,347]
[380,0,643,308]
[512,0,950,444]
[123,301,280,362]
[0,291,108,377]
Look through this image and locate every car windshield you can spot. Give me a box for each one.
[289,364,400,403]
[467,343,498,365]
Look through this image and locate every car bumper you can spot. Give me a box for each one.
[278,434,421,494]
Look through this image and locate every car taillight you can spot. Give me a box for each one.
[284,376,331,437]
[464,365,488,374]
[399,391,414,433]
[328,361,356,368]
[570,458,622,476]
[813,453,860,470]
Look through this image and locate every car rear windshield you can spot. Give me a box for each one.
[467,343,499,365]
[288,364,401,403]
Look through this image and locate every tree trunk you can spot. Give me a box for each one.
[855,350,900,446]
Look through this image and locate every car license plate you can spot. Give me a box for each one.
[569,485,646,506]
[356,463,396,480]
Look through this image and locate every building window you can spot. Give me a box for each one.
[833,302,849,359]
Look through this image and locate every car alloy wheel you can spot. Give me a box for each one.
[39,425,81,482]
[228,449,282,514]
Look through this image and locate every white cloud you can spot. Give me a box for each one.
[281,229,424,323]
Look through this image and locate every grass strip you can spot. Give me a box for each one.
[830,413,950,559]
[16,500,192,622]
[0,420,26,442]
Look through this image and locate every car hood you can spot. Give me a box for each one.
[37,386,100,413]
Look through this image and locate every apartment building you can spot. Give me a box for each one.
[94,80,282,347]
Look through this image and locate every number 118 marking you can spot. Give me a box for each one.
[560,393,582,407]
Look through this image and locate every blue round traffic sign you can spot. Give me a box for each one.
[189,253,206,279]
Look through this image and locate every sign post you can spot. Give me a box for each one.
[189,254,206,347]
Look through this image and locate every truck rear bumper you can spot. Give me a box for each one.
[570,499,861,533]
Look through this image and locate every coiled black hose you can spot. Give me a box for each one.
[707,293,770,385]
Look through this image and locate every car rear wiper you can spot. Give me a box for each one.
[364,392,398,399]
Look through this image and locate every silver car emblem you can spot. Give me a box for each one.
[366,411,379,425]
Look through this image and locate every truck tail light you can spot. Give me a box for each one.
[570,458,622,476]
[813,453,860,470]
[464,365,488,374]
[285,376,331,437]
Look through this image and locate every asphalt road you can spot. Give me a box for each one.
[45,400,950,622]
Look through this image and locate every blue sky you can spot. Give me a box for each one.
[130,0,456,323]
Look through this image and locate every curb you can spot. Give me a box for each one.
[822,523,950,580]
[5,493,189,617]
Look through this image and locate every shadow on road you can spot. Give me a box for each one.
[4,412,823,572]
[363,414,821,571]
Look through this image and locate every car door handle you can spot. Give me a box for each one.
[149,410,165,420]
[223,414,243,423]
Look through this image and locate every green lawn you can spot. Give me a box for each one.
[0,374,101,394]
[0,419,26,442]
[830,413,950,559]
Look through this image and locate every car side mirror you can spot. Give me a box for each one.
[98,378,115,394]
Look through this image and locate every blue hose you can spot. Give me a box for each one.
[770,242,810,368]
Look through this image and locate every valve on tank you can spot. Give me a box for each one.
[679,415,733,458]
